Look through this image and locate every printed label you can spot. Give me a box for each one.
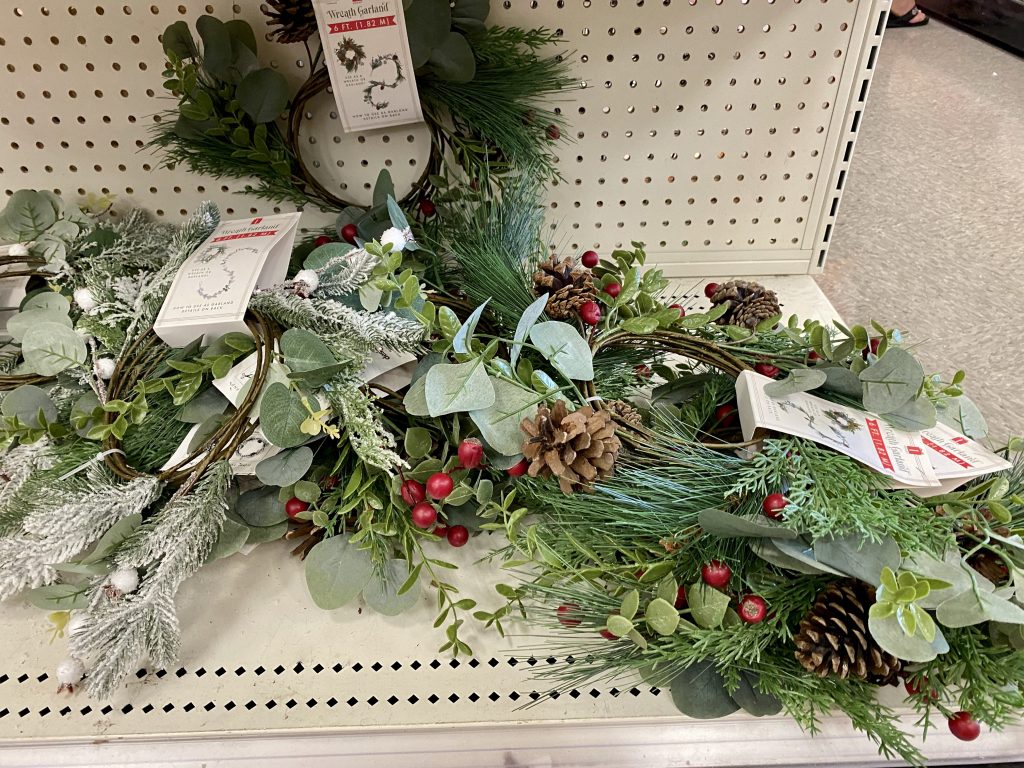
[311,0,424,132]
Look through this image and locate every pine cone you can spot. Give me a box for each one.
[521,400,621,494]
[794,581,902,685]
[710,280,781,330]
[606,400,643,428]
[263,0,319,44]
[533,257,595,320]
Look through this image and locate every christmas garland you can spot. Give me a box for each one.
[152,7,575,215]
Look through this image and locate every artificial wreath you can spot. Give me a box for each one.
[337,36,367,73]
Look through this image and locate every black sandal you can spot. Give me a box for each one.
[887,6,929,27]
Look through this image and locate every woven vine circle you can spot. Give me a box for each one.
[102,312,279,489]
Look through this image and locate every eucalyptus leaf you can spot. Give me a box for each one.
[363,559,422,616]
[697,508,798,540]
[620,589,640,620]
[453,299,489,354]
[22,291,70,315]
[859,347,924,414]
[606,614,635,637]
[869,612,947,662]
[386,196,409,231]
[280,328,337,373]
[260,383,311,448]
[0,189,59,240]
[936,588,1024,628]
[812,535,901,585]
[235,517,287,545]
[236,68,289,122]
[22,322,88,375]
[304,241,354,271]
[820,365,864,398]
[511,294,548,368]
[403,376,430,416]
[195,15,232,80]
[424,360,495,416]
[529,322,594,381]
[236,486,288,527]
[884,396,937,431]
[730,670,784,716]
[688,583,731,629]
[428,31,476,81]
[404,0,452,67]
[7,308,73,343]
[304,536,374,610]
[255,446,314,487]
[79,514,142,564]
[762,538,845,576]
[468,378,539,456]
[669,660,741,719]
[207,517,250,561]
[162,20,198,59]
[763,368,828,397]
[178,386,230,424]
[23,583,89,611]
[936,395,988,440]
[1,384,57,428]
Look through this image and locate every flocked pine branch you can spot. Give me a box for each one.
[0,465,163,599]
[324,379,404,472]
[0,440,58,536]
[70,461,232,699]
[314,247,378,298]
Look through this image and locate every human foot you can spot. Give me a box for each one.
[888,0,929,27]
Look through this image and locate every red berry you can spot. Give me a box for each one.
[433,524,447,538]
[313,234,333,247]
[634,365,652,379]
[400,479,426,506]
[701,560,732,589]
[581,250,599,268]
[457,438,485,470]
[754,362,781,379]
[704,282,719,299]
[340,223,359,245]
[870,337,881,355]
[674,585,688,609]
[762,493,788,520]
[904,676,938,700]
[714,403,737,426]
[426,472,454,500]
[603,282,622,298]
[322,475,339,490]
[446,524,469,547]
[556,603,581,627]
[419,199,436,217]
[546,124,561,141]
[738,594,768,624]
[507,458,529,477]
[808,350,821,361]
[669,303,686,317]
[285,498,309,519]
[599,628,617,640]
[411,502,438,529]
[947,711,981,741]
[579,300,602,326]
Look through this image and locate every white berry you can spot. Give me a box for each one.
[56,657,86,685]
[380,226,408,252]
[94,357,116,380]
[109,567,139,594]
[7,243,30,258]
[73,287,98,312]
[67,612,89,637]
[293,269,319,294]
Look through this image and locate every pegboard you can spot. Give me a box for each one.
[0,0,889,275]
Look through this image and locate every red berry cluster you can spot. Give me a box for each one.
[700,560,768,624]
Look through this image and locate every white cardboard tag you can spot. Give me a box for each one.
[311,0,424,132]
[154,213,302,347]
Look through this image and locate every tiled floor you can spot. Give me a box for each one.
[817,20,1024,446]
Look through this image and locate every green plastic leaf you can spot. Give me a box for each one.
[859,347,924,414]
[7,308,72,343]
[621,316,660,334]
[936,588,1024,628]
[1,384,57,428]
[21,322,87,375]
[511,294,549,368]
[424,360,496,416]
[79,514,142,564]
[23,584,89,611]
[363,559,421,616]
[469,378,538,456]
[403,376,429,416]
[475,478,493,504]
[260,383,310,448]
[656,576,678,605]
[452,0,490,24]
[869,612,947,662]
[751,539,832,575]
[763,367,828,397]
[255,446,313,487]
[688,583,730,629]
[207,516,250,561]
[730,670,783,716]
[645,597,681,636]
[936,395,988,440]
[0,189,59,240]
[178,386,230,424]
[371,169,396,209]
[669,660,741,719]
[885,396,937,431]
[23,291,70,315]
[236,68,289,122]
[195,15,232,79]
[820,365,864,398]
[770,538,846,576]
[453,299,489,355]
[237,486,288,527]
[386,196,409,231]
[606,614,635,637]
[812,535,901,586]
[620,589,640,620]
[280,328,337,373]
[529,322,594,381]
[162,20,198,58]
[697,508,798,540]
[293,479,321,503]
[304,536,374,610]
[404,427,433,458]
[404,0,452,67]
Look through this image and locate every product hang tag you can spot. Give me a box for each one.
[311,0,425,132]
[154,213,302,347]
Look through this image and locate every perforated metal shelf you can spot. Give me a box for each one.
[0,0,887,274]
[2,277,1023,766]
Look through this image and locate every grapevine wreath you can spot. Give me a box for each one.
[1,6,1023,767]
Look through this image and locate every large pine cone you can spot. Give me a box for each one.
[710,280,781,330]
[263,0,319,44]
[521,400,621,494]
[794,581,902,685]
[533,257,595,320]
